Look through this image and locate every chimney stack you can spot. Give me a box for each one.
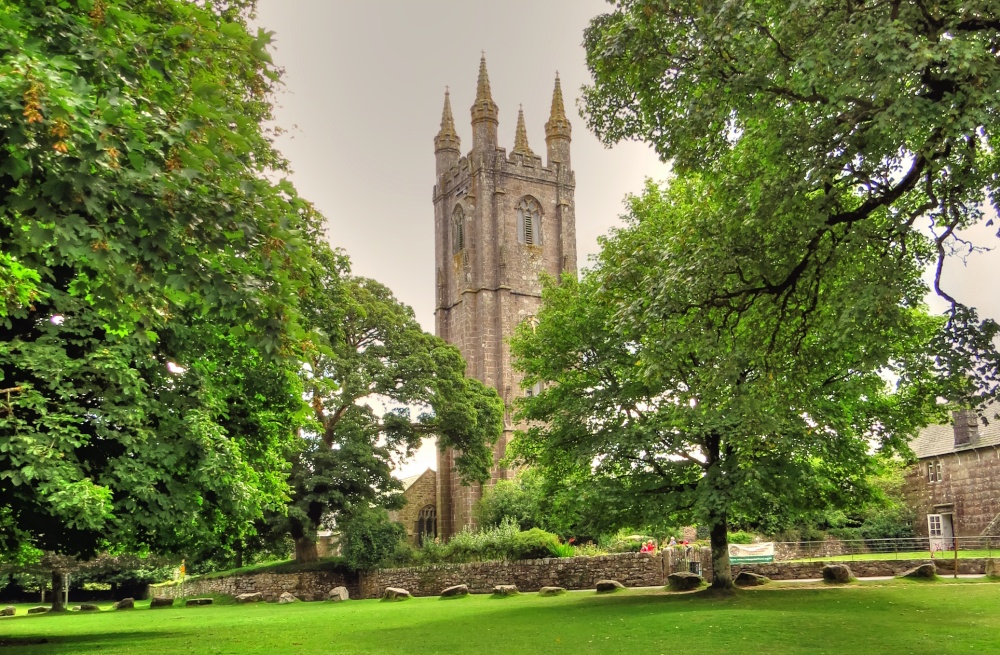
[952,409,979,447]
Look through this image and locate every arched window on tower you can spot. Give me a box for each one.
[452,206,465,254]
[416,505,437,545]
[517,197,542,246]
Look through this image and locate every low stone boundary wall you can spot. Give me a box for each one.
[147,554,993,601]
[149,553,664,601]
[150,570,359,602]
[361,552,664,598]
[736,557,991,579]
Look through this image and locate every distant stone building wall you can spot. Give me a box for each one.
[905,447,1000,537]
[388,468,437,545]
[903,408,1000,538]
[150,553,662,601]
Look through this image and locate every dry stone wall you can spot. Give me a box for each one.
[150,570,359,602]
[147,553,994,601]
[735,557,990,579]
[362,552,664,598]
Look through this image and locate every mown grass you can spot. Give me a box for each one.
[2,580,1000,654]
[790,549,997,562]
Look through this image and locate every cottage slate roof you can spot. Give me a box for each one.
[909,403,1000,459]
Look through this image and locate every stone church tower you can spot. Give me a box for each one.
[432,56,577,538]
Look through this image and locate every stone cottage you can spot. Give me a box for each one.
[904,406,1000,547]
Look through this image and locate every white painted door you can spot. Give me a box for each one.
[928,514,945,552]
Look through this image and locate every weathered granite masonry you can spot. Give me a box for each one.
[904,407,1000,536]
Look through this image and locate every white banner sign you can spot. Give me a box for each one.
[728,542,775,564]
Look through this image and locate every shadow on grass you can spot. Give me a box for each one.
[0,631,175,650]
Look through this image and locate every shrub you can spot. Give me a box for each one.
[341,509,407,571]
[511,528,561,560]
[600,532,646,553]
[727,531,755,545]
[409,519,565,564]
[474,479,539,530]
[548,542,575,558]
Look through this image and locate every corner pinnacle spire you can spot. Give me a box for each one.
[545,72,571,140]
[471,53,499,124]
[434,88,461,153]
[512,105,535,157]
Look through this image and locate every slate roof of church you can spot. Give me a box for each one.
[909,403,1000,459]
[399,468,434,492]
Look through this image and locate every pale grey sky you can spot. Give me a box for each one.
[254,1,998,476]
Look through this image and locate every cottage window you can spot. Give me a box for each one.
[517,197,542,246]
[927,460,943,483]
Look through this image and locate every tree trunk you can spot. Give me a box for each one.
[235,543,244,569]
[708,515,734,590]
[50,570,66,612]
[294,536,319,563]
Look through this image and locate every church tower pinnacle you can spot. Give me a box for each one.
[545,73,572,169]
[470,54,499,150]
[434,88,461,175]
[511,105,535,157]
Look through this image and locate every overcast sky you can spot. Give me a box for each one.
[253,1,999,476]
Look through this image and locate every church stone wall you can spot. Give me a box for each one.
[389,469,437,545]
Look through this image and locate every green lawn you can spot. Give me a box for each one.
[790,549,997,562]
[2,582,999,654]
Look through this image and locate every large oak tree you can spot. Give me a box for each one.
[275,249,504,562]
[512,0,1000,589]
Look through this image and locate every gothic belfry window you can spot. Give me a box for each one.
[453,206,465,253]
[517,197,542,246]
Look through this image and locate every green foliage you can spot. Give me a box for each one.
[511,177,945,588]
[727,532,755,545]
[549,542,576,558]
[175,556,349,583]
[581,0,1000,404]
[473,474,541,531]
[597,530,643,554]
[407,518,565,564]
[0,0,321,560]
[509,1,1000,587]
[511,528,562,560]
[340,509,407,572]
[273,249,503,561]
[446,518,521,563]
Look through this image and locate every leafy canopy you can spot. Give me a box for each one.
[0,0,321,559]
[273,248,504,561]
[582,0,1000,401]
